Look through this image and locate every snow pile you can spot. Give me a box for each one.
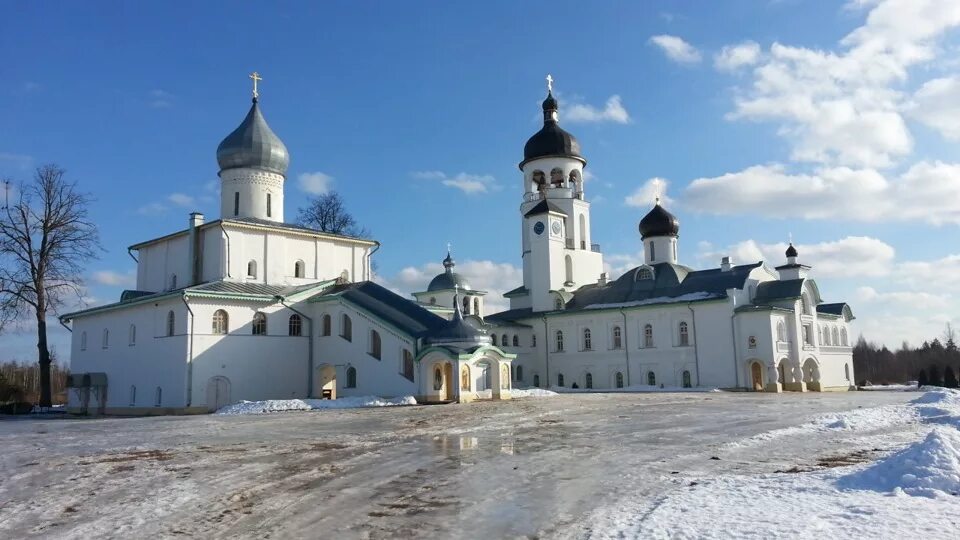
[858,384,918,392]
[583,292,720,310]
[839,427,960,497]
[215,395,416,415]
[510,388,559,398]
[910,388,960,427]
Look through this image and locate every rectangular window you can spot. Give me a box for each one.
[233,192,240,216]
[266,193,272,218]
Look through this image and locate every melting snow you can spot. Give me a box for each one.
[215,395,416,415]
[510,388,559,398]
[839,427,960,497]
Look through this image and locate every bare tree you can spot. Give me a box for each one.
[296,192,370,238]
[0,165,101,407]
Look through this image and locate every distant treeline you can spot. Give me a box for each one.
[853,324,960,387]
[0,360,70,405]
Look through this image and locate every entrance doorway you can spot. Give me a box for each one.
[206,376,231,412]
[316,364,337,399]
[751,362,764,391]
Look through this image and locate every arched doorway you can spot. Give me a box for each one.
[315,364,337,399]
[475,361,492,391]
[803,358,821,392]
[206,376,231,412]
[750,362,764,391]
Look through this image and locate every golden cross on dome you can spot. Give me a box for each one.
[249,72,262,99]
[546,74,554,93]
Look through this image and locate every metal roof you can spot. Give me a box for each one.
[524,200,567,217]
[216,98,289,175]
[310,281,447,338]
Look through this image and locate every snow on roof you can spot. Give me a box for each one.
[582,291,721,310]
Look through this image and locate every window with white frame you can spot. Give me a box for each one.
[678,321,689,346]
[583,328,592,350]
[613,326,622,349]
[555,330,564,352]
[643,324,654,348]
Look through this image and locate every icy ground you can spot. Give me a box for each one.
[0,391,955,539]
[215,395,417,415]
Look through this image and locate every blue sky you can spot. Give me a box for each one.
[3,0,960,363]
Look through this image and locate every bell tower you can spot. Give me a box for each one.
[518,76,604,312]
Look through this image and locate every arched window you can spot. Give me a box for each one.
[682,370,692,388]
[501,334,509,347]
[102,329,109,349]
[516,365,524,381]
[247,260,257,279]
[649,241,656,262]
[266,192,272,218]
[533,374,541,387]
[80,331,87,351]
[585,372,593,389]
[818,325,823,345]
[613,326,622,349]
[555,330,564,352]
[557,373,565,387]
[644,324,654,348]
[532,169,546,191]
[512,335,519,347]
[777,321,786,342]
[647,371,656,386]
[341,314,352,341]
[565,255,573,283]
[429,297,436,305]
[583,328,592,350]
[252,312,267,335]
[463,296,470,315]
[841,328,848,346]
[346,367,357,388]
[155,387,162,407]
[801,293,812,315]
[434,367,443,390]
[473,297,480,315]
[615,372,624,388]
[679,321,689,346]
[369,330,381,359]
[129,324,136,346]
[170,274,177,290]
[289,314,302,336]
[402,350,414,381]
[555,298,564,310]
[550,167,564,186]
[294,260,305,278]
[166,310,175,337]
[129,385,136,406]
[832,327,840,345]
[212,310,228,335]
[321,314,331,336]
[636,267,653,280]
[844,363,850,381]
[823,325,831,346]
[460,365,471,390]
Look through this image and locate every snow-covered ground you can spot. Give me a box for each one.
[215,395,416,415]
[585,389,960,539]
[0,391,954,539]
[553,384,719,394]
[858,383,919,391]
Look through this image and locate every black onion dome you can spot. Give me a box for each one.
[427,251,471,291]
[425,297,491,346]
[217,98,289,175]
[785,243,798,258]
[520,91,585,168]
[639,202,680,239]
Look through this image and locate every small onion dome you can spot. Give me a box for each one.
[427,251,471,291]
[785,243,798,258]
[216,98,289,175]
[425,295,491,346]
[639,200,680,239]
[520,91,585,168]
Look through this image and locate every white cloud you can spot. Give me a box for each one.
[298,171,334,195]
[897,253,960,289]
[0,152,33,169]
[854,286,951,310]
[603,252,645,280]
[566,95,631,124]
[906,76,960,140]
[683,161,960,224]
[136,201,167,216]
[378,259,523,315]
[411,171,498,195]
[148,89,174,109]
[91,270,136,288]
[723,0,960,168]
[625,177,674,208]
[714,41,762,71]
[696,236,895,278]
[167,193,195,207]
[649,35,702,64]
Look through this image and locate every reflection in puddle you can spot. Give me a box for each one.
[431,434,520,456]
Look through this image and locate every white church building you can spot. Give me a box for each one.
[62,77,855,415]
